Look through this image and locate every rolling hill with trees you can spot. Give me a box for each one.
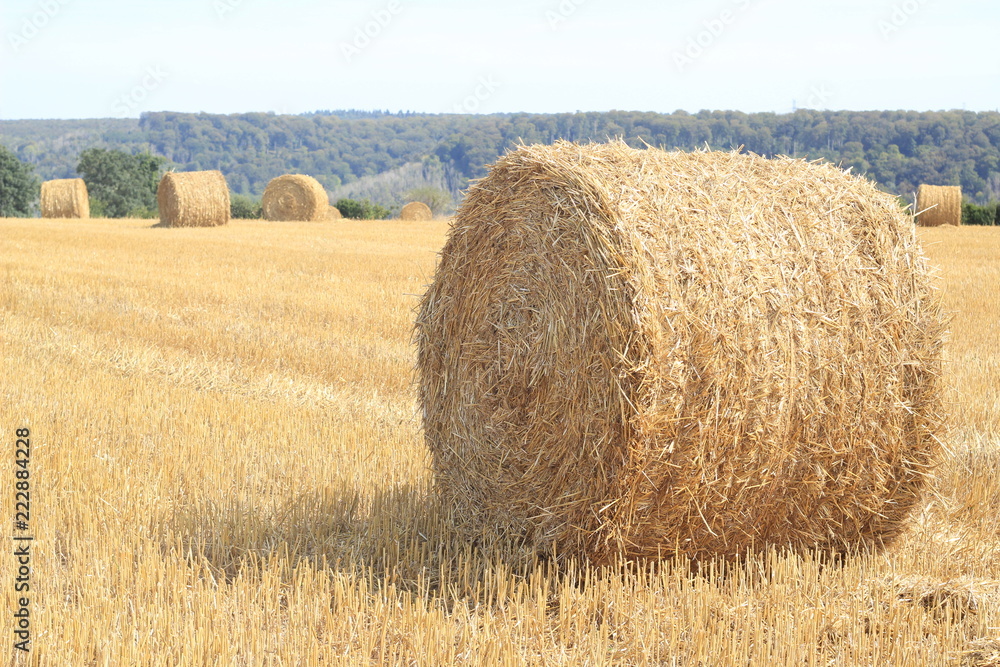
[2,109,1000,212]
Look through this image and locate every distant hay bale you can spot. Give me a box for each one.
[416,141,946,563]
[40,178,89,219]
[157,171,229,227]
[916,185,962,227]
[262,174,329,221]
[325,205,342,221]
[400,201,433,221]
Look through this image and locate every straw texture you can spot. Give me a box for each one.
[916,185,962,227]
[400,201,433,221]
[262,174,329,221]
[325,205,343,221]
[416,141,945,563]
[40,178,89,219]
[157,171,230,227]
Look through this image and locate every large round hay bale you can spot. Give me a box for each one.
[916,184,962,227]
[40,178,89,219]
[416,141,945,563]
[261,174,329,221]
[157,171,229,227]
[400,201,433,221]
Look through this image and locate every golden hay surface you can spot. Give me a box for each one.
[262,174,329,222]
[325,204,343,221]
[40,178,89,219]
[416,141,946,563]
[157,171,229,228]
[400,201,433,221]
[917,184,962,227]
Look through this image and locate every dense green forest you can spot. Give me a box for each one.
[2,109,999,209]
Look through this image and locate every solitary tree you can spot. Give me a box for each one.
[0,144,40,217]
[76,148,167,218]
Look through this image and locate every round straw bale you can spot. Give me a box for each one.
[262,174,329,221]
[916,184,962,227]
[157,171,229,227]
[400,201,433,221]
[416,141,945,563]
[325,204,343,221]
[40,178,89,219]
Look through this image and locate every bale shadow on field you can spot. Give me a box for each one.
[158,482,582,609]
[156,479,874,619]
[161,485,501,579]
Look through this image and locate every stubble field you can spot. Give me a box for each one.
[1,218,998,665]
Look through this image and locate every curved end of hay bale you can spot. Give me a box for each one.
[325,205,343,221]
[416,141,946,563]
[916,184,962,227]
[400,201,433,221]
[261,174,329,221]
[41,178,89,219]
[157,171,230,228]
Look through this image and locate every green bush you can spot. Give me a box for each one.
[126,205,158,219]
[89,198,108,218]
[77,148,166,218]
[230,194,262,219]
[962,201,996,226]
[0,144,40,217]
[334,198,391,220]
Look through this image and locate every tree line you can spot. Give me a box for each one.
[3,108,1000,214]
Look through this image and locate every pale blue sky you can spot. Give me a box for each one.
[0,0,996,119]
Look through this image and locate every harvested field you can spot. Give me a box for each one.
[0,215,997,665]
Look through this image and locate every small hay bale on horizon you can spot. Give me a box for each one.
[325,204,343,221]
[400,201,433,221]
[262,174,329,221]
[157,171,230,227]
[41,178,89,219]
[916,184,962,227]
[416,140,946,564]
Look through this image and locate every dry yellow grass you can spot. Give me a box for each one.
[0,217,998,665]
